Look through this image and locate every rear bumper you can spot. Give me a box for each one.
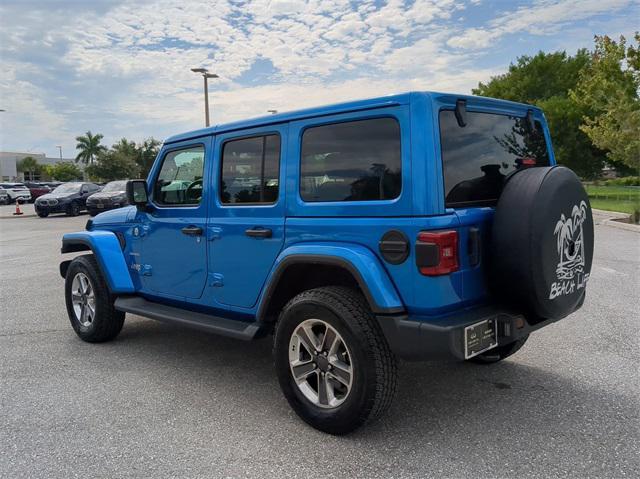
[376,306,561,361]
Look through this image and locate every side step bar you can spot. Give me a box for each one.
[114,296,265,341]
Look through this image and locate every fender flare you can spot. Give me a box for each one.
[257,243,405,320]
[61,231,135,293]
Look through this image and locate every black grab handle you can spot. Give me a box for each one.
[245,227,272,238]
[181,226,203,236]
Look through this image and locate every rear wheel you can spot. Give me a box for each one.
[468,335,529,364]
[274,286,397,435]
[64,254,124,342]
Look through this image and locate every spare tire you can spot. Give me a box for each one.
[491,166,594,322]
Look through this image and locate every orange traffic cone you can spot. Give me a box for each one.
[13,199,23,216]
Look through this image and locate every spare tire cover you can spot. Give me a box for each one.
[491,166,594,321]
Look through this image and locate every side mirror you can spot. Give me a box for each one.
[126,180,149,207]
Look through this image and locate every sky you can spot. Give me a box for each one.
[0,0,637,158]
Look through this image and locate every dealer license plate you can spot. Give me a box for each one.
[464,318,498,359]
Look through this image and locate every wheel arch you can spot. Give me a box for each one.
[60,231,135,294]
[257,243,405,322]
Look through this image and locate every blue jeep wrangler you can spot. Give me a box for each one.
[60,92,594,434]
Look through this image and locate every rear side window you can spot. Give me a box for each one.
[300,117,401,202]
[220,134,280,204]
[440,110,550,207]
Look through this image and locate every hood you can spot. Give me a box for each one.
[90,205,136,225]
[88,191,126,200]
[36,192,75,201]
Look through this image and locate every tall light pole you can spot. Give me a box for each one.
[191,68,219,127]
[56,146,63,160]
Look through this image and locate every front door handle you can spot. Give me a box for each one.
[245,227,272,238]
[181,226,203,236]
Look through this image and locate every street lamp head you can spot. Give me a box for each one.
[191,68,208,73]
[204,73,219,79]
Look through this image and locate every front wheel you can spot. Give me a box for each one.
[66,202,80,216]
[274,286,397,435]
[65,254,125,342]
[37,211,49,218]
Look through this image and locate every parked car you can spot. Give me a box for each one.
[24,182,52,202]
[0,186,9,205]
[35,182,101,217]
[0,183,31,203]
[86,180,129,216]
[41,181,63,189]
[59,92,594,435]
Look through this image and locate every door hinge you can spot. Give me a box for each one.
[208,273,224,287]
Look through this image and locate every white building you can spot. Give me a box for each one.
[0,151,78,181]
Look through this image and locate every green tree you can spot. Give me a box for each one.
[86,149,139,181]
[75,131,106,166]
[136,137,161,178]
[570,34,640,173]
[17,156,39,180]
[473,50,606,178]
[45,162,83,182]
[112,137,138,158]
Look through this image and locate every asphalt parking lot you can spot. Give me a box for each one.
[1,209,638,479]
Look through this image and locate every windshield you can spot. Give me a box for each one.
[440,110,550,207]
[102,181,127,192]
[53,183,82,194]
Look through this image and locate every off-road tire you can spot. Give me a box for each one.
[65,254,125,342]
[274,286,397,435]
[468,334,529,364]
[66,202,81,216]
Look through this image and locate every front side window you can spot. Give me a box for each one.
[220,134,280,204]
[440,110,550,207]
[154,146,205,205]
[300,117,402,202]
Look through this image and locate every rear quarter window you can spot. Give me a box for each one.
[300,117,401,202]
[440,110,550,208]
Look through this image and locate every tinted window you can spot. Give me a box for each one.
[154,146,205,205]
[220,135,280,204]
[300,117,401,202]
[440,110,550,207]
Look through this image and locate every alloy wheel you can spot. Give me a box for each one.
[71,272,96,327]
[288,319,354,409]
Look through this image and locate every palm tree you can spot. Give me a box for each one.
[75,131,106,166]
[17,156,39,181]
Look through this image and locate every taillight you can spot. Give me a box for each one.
[416,230,459,276]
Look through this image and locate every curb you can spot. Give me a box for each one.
[591,208,640,233]
[0,214,38,219]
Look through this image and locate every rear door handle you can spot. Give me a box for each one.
[181,226,203,236]
[245,227,272,238]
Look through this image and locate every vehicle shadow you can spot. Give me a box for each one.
[87,316,637,476]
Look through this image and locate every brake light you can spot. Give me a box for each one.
[416,231,459,276]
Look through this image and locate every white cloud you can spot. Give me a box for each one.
[448,0,638,50]
[0,0,636,157]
